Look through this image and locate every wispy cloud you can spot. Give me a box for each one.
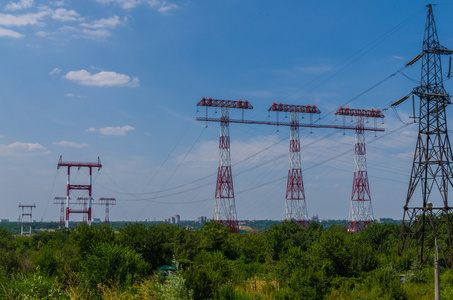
[66,93,86,98]
[52,8,83,22]
[63,69,139,87]
[80,16,123,29]
[392,55,404,60]
[96,0,141,9]
[0,10,50,26]
[49,67,61,74]
[88,126,135,136]
[0,27,23,38]
[0,142,50,156]
[95,0,178,12]
[53,140,88,148]
[5,0,33,11]
[158,2,178,13]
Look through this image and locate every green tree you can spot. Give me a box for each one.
[81,242,147,289]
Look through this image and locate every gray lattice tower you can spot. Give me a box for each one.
[397,4,453,268]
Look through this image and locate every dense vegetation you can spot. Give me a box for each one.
[0,221,450,299]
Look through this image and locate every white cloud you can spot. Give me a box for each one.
[52,8,83,22]
[63,69,139,87]
[158,1,178,12]
[99,126,135,136]
[96,0,142,9]
[66,93,86,98]
[49,67,61,74]
[50,1,64,6]
[0,142,50,156]
[53,140,88,148]
[5,0,33,11]
[95,0,178,12]
[0,27,23,38]
[79,28,111,39]
[86,127,97,132]
[0,10,49,26]
[35,30,46,37]
[81,16,122,29]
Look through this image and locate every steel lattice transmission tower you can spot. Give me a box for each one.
[197,97,253,233]
[396,4,453,268]
[19,203,36,235]
[268,102,321,227]
[335,107,384,233]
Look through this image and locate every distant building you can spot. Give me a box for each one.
[0,219,9,222]
[93,218,101,222]
[311,215,319,222]
[197,216,207,224]
[377,218,394,223]
[165,215,180,224]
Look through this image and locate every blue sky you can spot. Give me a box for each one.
[0,0,452,222]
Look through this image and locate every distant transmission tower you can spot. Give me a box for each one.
[268,102,321,227]
[19,203,35,235]
[57,156,102,228]
[98,197,116,224]
[396,4,453,268]
[197,97,253,233]
[335,107,384,233]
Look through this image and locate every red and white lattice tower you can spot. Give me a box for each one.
[197,97,253,233]
[268,103,321,227]
[335,107,384,232]
[57,156,102,228]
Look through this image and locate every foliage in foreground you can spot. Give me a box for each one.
[0,221,445,299]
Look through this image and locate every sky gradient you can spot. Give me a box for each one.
[1,0,453,222]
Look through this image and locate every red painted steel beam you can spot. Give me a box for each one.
[68,185,91,190]
[196,117,385,131]
[334,107,385,118]
[268,102,321,114]
[196,97,253,109]
[57,155,102,169]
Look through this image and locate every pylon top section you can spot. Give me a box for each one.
[268,102,321,114]
[57,155,102,169]
[334,107,384,118]
[197,97,253,109]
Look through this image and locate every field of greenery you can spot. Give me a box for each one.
[0,220,452,299]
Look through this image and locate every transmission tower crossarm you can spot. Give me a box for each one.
[197,97,253,109]
[334,107,385,118]
[268,102,321,114]
[57,155,102,169]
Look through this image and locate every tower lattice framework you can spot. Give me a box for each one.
[197,97,253,233]
[268,103,321,226]
[214,106,239,233]
[335,107,384,233]
[284,111,308,226]
[397,4,453,268]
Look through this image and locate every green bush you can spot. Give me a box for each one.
[81,242,147,289]
[0,270,63,300]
